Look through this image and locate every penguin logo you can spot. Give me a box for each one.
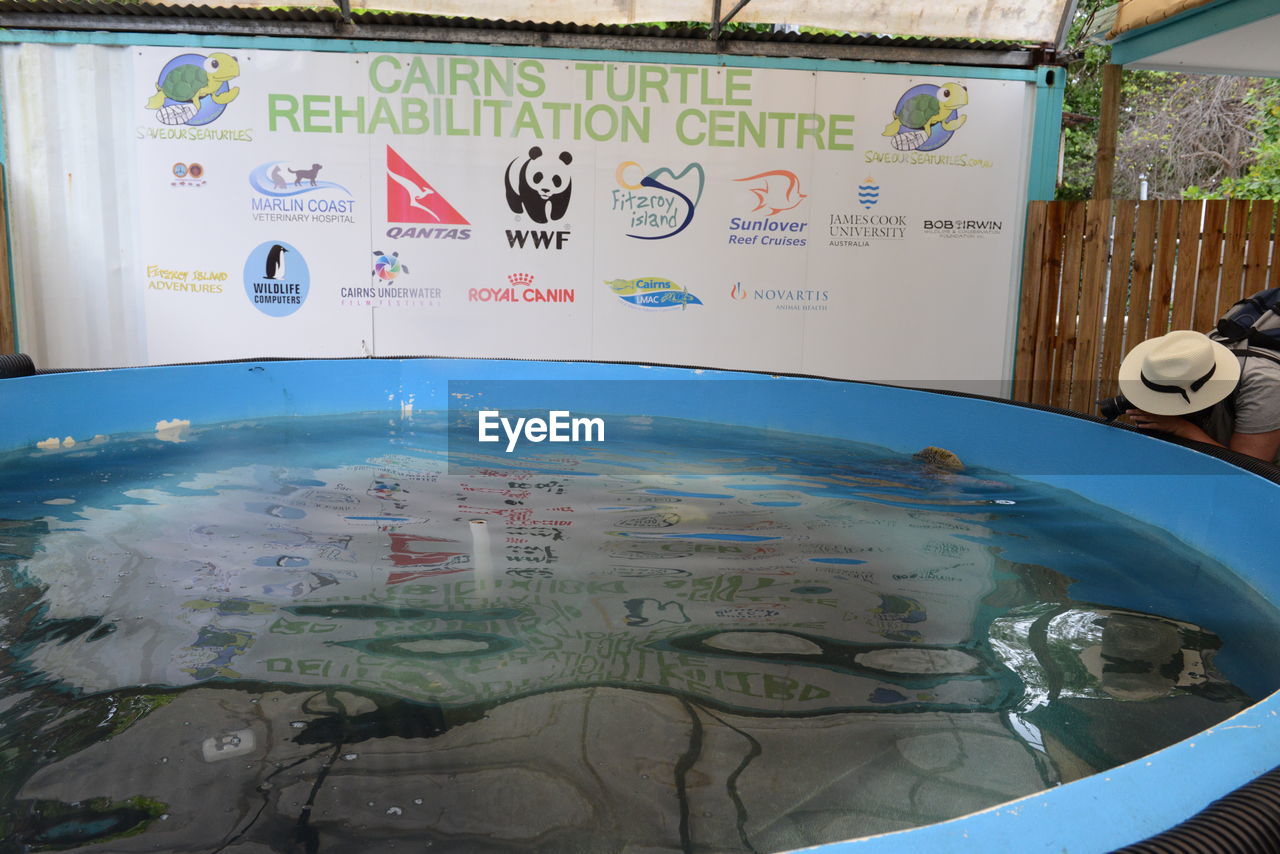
[264,244,288,280]
[245,240,309,318]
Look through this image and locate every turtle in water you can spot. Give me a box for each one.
[882,82,969,151]
[146,52,241,126]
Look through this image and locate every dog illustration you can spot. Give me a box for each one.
[288,163,323,187]
[270,165,287,190]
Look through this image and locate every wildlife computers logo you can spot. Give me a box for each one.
[145,53,242,127]
[244,241,309,317]
[249,160,355,225]
[385,146,471,241]
[726,170,810,248]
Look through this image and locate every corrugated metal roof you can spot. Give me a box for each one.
[0,0,1036,52]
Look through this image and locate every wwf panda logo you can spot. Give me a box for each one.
[504,146,573,224]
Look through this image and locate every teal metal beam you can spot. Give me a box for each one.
[1111,0,1277,65]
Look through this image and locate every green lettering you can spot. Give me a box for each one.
[516,60,545,98]
[676,108,706,145]
[334,95,365,134]
[828,114,855,150]
[797,113,825,149]
[403,57,435,94]
[708,109,735,147]
[369,55,401,94]
[367,98,400,134]
[576,61,603,99]
[302,94,332,133]
[725,68,752,106]
[267,94,300,132]
[513,101,543,137]
[451,57,480,96]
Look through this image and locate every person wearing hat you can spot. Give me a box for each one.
[1119,329,1280,464]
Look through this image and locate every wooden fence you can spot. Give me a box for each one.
[1014,199,1280,413]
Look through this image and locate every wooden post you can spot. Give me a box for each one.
[0,164,14,355]
[1092,63,1123,200]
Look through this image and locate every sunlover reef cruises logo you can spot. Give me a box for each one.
[611,161,704,240]
[867,81,992,169]
[605,278,702,311]
[249,160,355,224]
[140,52,252,142]
[727,170,809,247]
[244,241,309,317]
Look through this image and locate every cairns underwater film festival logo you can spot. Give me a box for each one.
[146,53,242,127]
[605,277,702,311]
[244,241,309,317]
[611,160,704,240]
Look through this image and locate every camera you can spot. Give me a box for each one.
[1097,393,1132,422]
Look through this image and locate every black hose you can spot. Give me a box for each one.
[0,353,34,379]
[1116,766,1280,853]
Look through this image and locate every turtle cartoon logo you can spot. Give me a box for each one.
[146,52,242,127]
[882,82,969,152]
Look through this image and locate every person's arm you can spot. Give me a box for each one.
[1125,410,1280,463]
[1229,429,1280,462]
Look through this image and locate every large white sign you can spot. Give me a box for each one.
[132,47,1034,386]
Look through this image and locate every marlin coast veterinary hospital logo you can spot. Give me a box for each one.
[611,161,704,240]
[605,277,702,310]
[249,160,355,224]
[727,170,809,247]
[385,145,471,241]
[244,241,309,317]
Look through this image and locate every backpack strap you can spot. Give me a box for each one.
[1237,348,1280,369]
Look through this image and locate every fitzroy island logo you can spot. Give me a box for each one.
[881,82,968,152]
[385,145,471,241]
[146,53,241,126]
[249,160,354,224]
[612,161,704,240]
[605,278,702,311]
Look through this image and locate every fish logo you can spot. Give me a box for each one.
[735,170,807,217]
[858,177,880,209]
[386,145,469,225]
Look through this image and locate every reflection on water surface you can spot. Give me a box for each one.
[0,413,1269,852]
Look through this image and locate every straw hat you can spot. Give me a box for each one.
[1118,330,1241,416]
